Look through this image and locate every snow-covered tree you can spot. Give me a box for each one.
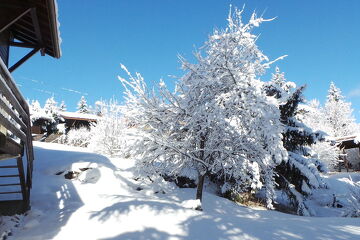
[59,101,67,112]
[89,99,125,155]
[324,82,359,137]
[29,100,44,123]
[120,7,287,209]
[44,97,59,118]
[264,67,295,102]
[42,96,61,134]
[94,100,106,116]
[299,99,340,171]
[264,69,326,215]
[77,96,90,114]
[299,99,326,132]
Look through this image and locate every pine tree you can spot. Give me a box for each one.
[94,100,106,116]
[264,69,326,216]
[324,82,359,137]
[30,100,42,115]
[44,97,58,116]
[299,99,340,171]
[77,96,89,114]
[43,96,60,134]
[29,100,44,123]
[59,101,67,112]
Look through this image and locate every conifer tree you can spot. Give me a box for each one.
[29,100,43,123]
[324,82,359,137]
[299,99,341,171]
[43,96,60,134]
[59,101,67,112]
[77,96,90,114]
[44,97,58,117]
[264,69,326,216]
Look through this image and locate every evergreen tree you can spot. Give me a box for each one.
[59,101,67,112]
[29,100,42,115]
[94,100,106,116]
[264,69,326,216]
[77,96,89,114]
[44,97,58,117]
[29,100,44,123]
[299,99,340,171]
[43,96,60,134]
[324,82,359,137]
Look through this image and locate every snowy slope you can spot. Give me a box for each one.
[3,142,360,240]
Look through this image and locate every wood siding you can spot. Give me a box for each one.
[0,30,10,67]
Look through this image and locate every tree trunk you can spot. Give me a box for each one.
[195,136,206,211]
[196,174,206,202]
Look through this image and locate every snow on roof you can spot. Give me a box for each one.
[354,135,360,144]
[332,135,358,143]
[53,0,62,57]
[60,111,99,121]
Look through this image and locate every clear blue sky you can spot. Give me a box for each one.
[10,0,360,121]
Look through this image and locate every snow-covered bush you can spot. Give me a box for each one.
[120,7,287,208]
[88,99,126,156]
[311,141,340,171]
[63,127,92,147]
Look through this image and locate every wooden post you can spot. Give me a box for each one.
[9,47,40,72]
[16,157,28,207]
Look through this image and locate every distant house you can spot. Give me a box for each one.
[31,116,53,134]
[0,0,61,215]
[334,135,360,171]
[60,112,99,133]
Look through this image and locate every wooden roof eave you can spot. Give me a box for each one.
[47,0,61,59]
[62,116,98,122]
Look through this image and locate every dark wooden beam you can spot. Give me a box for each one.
[9,41,37,48]
[9,47,40,73]
[0,1,33,9]
[0,8,31,35]
[12,29,37,43]
[30,8,45,55]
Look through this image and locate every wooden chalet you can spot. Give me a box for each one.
[60,112,98,133]
[334,135,360,171]
[0,0,61,215]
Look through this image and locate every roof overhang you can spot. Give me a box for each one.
[60,112,99,122]
[334,135,360,150]
[0,0,61,70]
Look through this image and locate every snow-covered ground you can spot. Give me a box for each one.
[2,142,360,240]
